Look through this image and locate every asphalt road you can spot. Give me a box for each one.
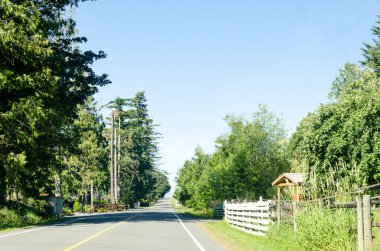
[0,198,225,251]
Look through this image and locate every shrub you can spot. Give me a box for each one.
[0,208,24,229]
[25,211,42,225]
[73,200,82,212]
[63,206,73,215]
[84,205,93,213]
[93,199,107,204]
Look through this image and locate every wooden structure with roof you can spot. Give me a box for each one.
[272,173,306,224]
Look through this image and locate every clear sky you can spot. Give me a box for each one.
[75,0,380,192]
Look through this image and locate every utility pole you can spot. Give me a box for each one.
[117,116,121,203]
[110,111,115,204]
[113,110,119,204]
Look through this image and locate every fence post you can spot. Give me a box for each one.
[292,201,297,235]
[363,195,372,251]
[357,195,364,251]
[277,186,281,225]
[224,200,227,220]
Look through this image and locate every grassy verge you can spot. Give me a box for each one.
[372,210,380,250]
[175,207,217,219]
[200,221,295,251]
[0,204,64,233]
[200,206,356,251]
[0,216,63,233]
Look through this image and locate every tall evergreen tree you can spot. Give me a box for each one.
[61,97,108,205]
[125,92,160,202]
[362,16,380,75]
[0,0,109,204]
[107,92,163,204]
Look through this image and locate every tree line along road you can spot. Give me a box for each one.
[0,198,225,251]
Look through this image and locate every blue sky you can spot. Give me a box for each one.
[75,0,380,191]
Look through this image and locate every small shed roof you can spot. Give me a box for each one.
[272,173,306,186]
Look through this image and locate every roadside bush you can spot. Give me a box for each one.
[295,206,356,251]
[93,199,108,204]
[0,208,24,228]
[25,211,42,225]
[84,205,93,213]
[140,199,149,207]
[73,200,82,212]
[63,206,73,215]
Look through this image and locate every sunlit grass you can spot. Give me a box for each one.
[200,221,296,251]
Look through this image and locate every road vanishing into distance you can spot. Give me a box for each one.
[0,198,225,251]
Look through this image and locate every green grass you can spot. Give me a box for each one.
[372,210,380,250]
[0,206,63,232]
[0,217,64,233]
[200,221,296,251]
[174,206,224,219]
[201,205,357,251]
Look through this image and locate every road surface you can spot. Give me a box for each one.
[0,198,225,251]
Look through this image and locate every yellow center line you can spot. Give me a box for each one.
[64,214,137,251]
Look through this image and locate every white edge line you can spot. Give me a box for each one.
[0,218,82,239]
[172,210,206,251]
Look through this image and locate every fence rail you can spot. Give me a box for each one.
[224,199,273,236]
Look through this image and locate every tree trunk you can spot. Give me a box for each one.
[84,192,88,205]
[55,174,62,197]
[90,180,94,207]
[0,169,6,205]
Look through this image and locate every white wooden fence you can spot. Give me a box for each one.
[224,198,273,236]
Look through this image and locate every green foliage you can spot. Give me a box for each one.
[107,92,168,204]
[73,200,82,213]
[61,97,108,204]
[83,205,93,213]
[290,65,380,197]
[0,204,47,230]
[62,206,73,215]
[268,206,356,251]
[267,223,298,250]
[146,169,171,201]
[362,16,380,76]
[0,0,109,204]
[25,211,43,225]
[289,17,380,198]
[295,206,356,251]
[203,221,294,251]
[175,105,290,210]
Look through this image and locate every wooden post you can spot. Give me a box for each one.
[293,200,297,235]
[363,195,372,251]
[357,195,364,251]
[296,185,300,203]
[318,198,323,207]
[224,200,227,220]
[277,186,281,225]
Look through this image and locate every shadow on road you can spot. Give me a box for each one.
[55,210,218,227]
